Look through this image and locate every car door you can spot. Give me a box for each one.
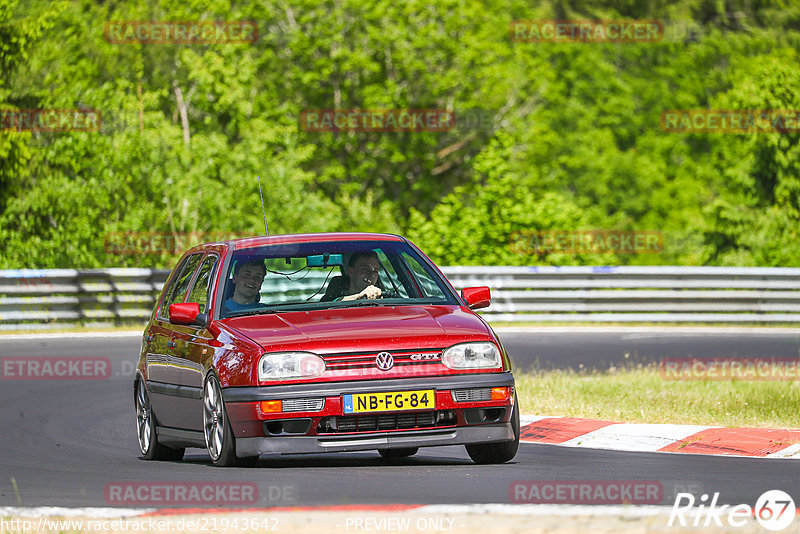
[169,253,220,431]
[146,252,204,429]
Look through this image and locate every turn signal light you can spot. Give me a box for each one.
[491,387,510,401]
[260,400,282,413]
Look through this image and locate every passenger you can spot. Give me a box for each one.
[224,259,267,312]
[321,251,383,301]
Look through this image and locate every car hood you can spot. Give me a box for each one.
[220,305,493,354]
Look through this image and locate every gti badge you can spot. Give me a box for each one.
[410,353,440,361]
[375,352,394,371]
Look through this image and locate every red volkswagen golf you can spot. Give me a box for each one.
[134,233,519,466]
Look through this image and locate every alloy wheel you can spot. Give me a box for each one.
[203,376,225,461]
[135,380,152,454]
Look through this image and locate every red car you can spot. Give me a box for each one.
[134,233,519,466]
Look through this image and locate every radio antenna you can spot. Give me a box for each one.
[257,176,269,236]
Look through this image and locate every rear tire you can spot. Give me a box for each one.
[378,447,418,458]
[203,374,256,467]
[465,394,520,464]
[135,379,185,461]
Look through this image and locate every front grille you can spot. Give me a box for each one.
[452,388,492,402]
[318,410,455,433]
[321,349,443,370]
[282,398,325,412]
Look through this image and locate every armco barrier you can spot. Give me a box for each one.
[0,269,168,330]
[442,266,800,323]
[2,266,800,330]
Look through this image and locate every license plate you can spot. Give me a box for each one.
[342,390,435,414]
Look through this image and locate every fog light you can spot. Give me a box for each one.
[491,387,510,401]
[260,400,282,413]
[436,410,456,424]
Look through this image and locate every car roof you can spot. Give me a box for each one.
[187,232,406,253]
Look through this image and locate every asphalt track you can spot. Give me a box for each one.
[1,330,800,509]
[496,327,800,371]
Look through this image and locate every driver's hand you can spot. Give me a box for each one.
[357,285,382,300]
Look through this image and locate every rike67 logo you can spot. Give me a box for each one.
[669,490,795,531]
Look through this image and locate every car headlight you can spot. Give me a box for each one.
[441,342,501,370]
[258,352,326,380]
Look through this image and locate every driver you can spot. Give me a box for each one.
[224,259,267,312]
[324,251,383,301]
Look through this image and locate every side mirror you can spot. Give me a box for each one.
[168,302,208,326]
[461,286,491,310]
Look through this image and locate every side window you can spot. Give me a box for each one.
[160,254,204,320]
[186,255,218,313]
[401,252,447,299]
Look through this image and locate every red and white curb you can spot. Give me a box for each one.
[520,415,800,458]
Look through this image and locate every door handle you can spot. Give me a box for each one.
[167,340,177,349]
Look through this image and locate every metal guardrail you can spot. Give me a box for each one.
[2,266,800,330]
[0,269,168,330]
[442,266,800,323]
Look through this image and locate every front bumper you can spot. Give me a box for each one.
[222,372,515,456]
[236,423,513,456]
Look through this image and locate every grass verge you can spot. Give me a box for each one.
[515,364,800,429]
[0,324,145,335]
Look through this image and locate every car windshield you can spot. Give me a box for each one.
[219,240,457,318]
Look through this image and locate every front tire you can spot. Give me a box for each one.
[135,379,184,461]
[203,374,257,467]
[465,394,520,464]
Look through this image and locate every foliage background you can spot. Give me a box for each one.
[1,0,799,268]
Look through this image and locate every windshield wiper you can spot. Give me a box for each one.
[344,300,385,307]
[226,307,287,318]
